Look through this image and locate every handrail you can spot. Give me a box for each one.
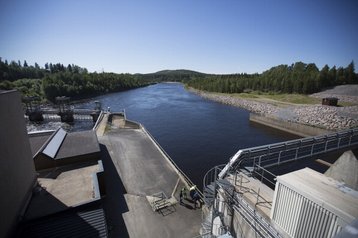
[252,164,277,187]
[202,164,226,193]
[92,110,104,131]
[218,128,358,179]
[203,128,358,237]
[232,194,282,238]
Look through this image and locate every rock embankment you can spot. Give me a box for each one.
[192,89,279,116]
[310,85,358,103]
[190,88,358,131]
[291,105,358,130]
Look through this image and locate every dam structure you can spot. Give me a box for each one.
[3,88,357,237]
[24,96,102,122]
[201,128,358,238]
[94,112,204,237]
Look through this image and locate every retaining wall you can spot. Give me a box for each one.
[249,113,332,137]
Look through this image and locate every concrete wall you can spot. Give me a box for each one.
[232,210,258,238]
[250,113,332,137]
[34,152,100,171]
[0,90,36,238]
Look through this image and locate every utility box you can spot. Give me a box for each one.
[322,97,339,106]
[270,168,357,238]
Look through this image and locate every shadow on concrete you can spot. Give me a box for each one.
[100,144,130,238]
[24,185,69,220]
[180,202,195,210]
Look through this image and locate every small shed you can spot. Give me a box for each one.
[322,97,339,106]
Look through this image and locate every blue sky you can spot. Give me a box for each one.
[0,0,357,74]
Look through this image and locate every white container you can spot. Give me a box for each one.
[270,168,358,238]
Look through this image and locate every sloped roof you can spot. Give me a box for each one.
[29,128,100,160]
[55,130,100,159]
[42,128,67,158]
[28,132,53,156]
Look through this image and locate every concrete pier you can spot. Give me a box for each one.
[96,113,202,237]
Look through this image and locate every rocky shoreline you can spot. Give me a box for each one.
[189,88,358,131]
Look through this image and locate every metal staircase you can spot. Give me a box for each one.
[203,182,215,207]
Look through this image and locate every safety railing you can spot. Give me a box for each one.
[203,128,358,237]
[233,193,282,238]
[203,165,226,192]
[219,128,358,179]
[252,164,277,188]
[92,110,104,130]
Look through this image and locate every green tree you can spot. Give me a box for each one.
[345,61,356,84]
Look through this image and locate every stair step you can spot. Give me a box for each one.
[205,184,215,192]
[217,179,232,187]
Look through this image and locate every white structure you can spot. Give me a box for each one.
[202,129,358,238]
[271,168,358,238]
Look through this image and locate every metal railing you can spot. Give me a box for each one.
[92,110,104,130]
[203,165,226,191]
[233,193,282,238]
[203,168,281,238]
[202,128,358,237]
[219,128,358,179]
[252,164,277,188]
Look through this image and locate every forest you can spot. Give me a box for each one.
[0,58,147,102]
[187,61,357,94]
[0,57,357,102]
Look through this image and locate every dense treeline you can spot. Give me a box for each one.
[187,61,357,94]
[0,57,146,102]
[1,57,357,102]
[42,72,142,101]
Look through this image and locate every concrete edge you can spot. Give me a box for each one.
[249,113,333,137]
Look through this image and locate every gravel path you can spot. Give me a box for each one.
[189,87,358,131]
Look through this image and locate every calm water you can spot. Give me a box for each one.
[28,83,299,186]
[74,83,298,186]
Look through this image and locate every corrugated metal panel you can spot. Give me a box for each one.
[272,181,347,238]
[42,128,67,158]
[19,203,108,238]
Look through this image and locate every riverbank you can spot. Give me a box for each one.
[188,87,358,132]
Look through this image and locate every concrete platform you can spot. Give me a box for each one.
[99,125,202,237]
[227,173,274,220]
[25,161,100,220]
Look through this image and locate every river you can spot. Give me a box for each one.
[28,83,299,186]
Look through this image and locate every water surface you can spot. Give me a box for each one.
[78,83,298,186]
